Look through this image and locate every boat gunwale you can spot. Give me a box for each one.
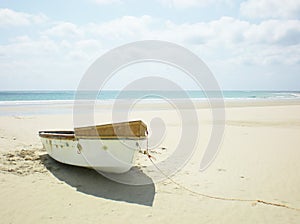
[39,131,147,140]
[39,120,148,140]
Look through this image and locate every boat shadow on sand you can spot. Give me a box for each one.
[40,154,155,207]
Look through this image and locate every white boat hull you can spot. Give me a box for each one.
[40,137,145,173]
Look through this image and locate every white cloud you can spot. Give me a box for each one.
[1,34,103,63]
[157,0,233,8]
[161,17,250,45]
[2,7,298,68]
[138,16,300,65]
[240,0,300,19]
[0,8,47,27]
[67,39,103,60]
[85,15,153,40]
[92,0,122,5]
[0,36,59,57]
[91,0,233,8]
[1,14,300,90]
[0,35,99,90]
[4,15,300,66]
[82,15,300,66]
[42,22,83,38]
[244,19,300,46]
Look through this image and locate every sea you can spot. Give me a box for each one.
[1,90,300,102]
[0,90,299,115]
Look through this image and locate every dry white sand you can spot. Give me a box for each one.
[0,101,300,223]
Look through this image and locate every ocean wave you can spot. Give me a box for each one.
[0,100,75,106]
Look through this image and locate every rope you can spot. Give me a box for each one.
[144,134,300,212]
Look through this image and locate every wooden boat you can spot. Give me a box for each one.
[39,120,147,173]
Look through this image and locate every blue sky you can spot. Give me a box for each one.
[0,0,300,90]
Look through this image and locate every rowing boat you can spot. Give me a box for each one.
[39,120,147,173]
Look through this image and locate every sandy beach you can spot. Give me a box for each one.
[1,100,300,223]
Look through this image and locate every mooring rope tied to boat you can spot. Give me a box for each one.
[144,135,300,212]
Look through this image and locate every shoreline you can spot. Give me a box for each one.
[0,98,300,116]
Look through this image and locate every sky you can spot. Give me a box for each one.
[0,0,300,90]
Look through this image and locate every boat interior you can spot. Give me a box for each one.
[39,131,76,140]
